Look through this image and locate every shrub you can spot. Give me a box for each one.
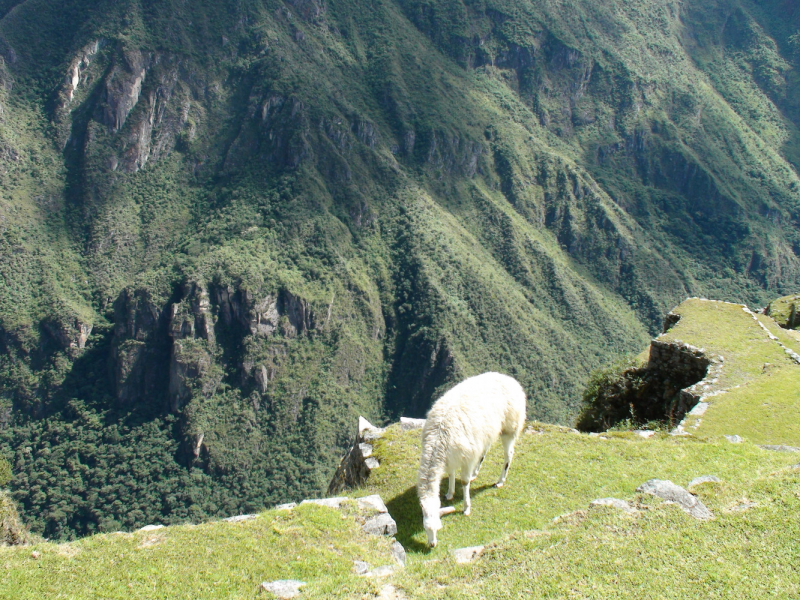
[575,357,648,432]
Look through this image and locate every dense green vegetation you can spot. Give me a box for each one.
[3,0,800,539]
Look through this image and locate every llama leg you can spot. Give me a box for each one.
[462,477,472,516]
[471,451,488,481]
[446,469,456,501]
[463,460,478,515]
[495,434,517,488]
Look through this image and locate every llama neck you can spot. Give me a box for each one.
[417,426,446,499]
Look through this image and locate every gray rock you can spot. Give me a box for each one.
[637,479,714,520]
[452,546,485,564]
[688,475,720,488]
[353,560,370,575]
[758,445,800,453]
[390,541,406,566]
[357,494,388,514]
[634,430,655,439]
[223,514,257,523]
[363,429,386,442]
[688,402,708,416]
[399,417,426,430]
[724,435,743,443]
[301,497,347,509]
[358,416,377,434]
[275,502,297,510]
[365,457,380,470]
[362,513,397,536]
[589,498,636,513]
[138,524,164,532]
[358,442,373,458]
[260,580,306,598]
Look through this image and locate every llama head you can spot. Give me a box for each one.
[420,496,456,547]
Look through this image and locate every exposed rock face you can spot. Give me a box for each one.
[102,49,150,133]
[170,282,215,344]
[224,93,311,172]
[63,40,101,104]
[214,286,279,336]
[280,290,315,337]
[42,317,93,351]
[167,282,220,412]
[111,281,316,409]
[112,289,169,405]
[425,130,482,177]
[117,57,184,173]
[168,339,217,412]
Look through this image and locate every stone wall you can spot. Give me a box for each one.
[328,417,425,495]
[644,339,719,423]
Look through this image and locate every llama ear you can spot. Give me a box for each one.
[439,506,456,517]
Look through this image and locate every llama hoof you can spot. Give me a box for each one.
[494,482,504,488]
[463,507,471,516]
[445,493,454,501]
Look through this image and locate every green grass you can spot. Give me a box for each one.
[354,423,798,557]
[5,425,798,598]
[698,368,800,445]
[397,465,800,599]
[0,502,398,600]
[766,293,800,329]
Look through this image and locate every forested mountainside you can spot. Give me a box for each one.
[1,0,800,539]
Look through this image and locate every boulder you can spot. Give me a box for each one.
[362,513,397,536]
[365,565,396,578]
[356,494,388,514]
[300,497,347,509]
[637,479,713,520]
[353,560,370,575]
[390,541,406,566]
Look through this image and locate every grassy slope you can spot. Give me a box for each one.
[0,503,399,600]
[4,299,800,597]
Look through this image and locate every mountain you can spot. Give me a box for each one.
[1,0,800,538]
